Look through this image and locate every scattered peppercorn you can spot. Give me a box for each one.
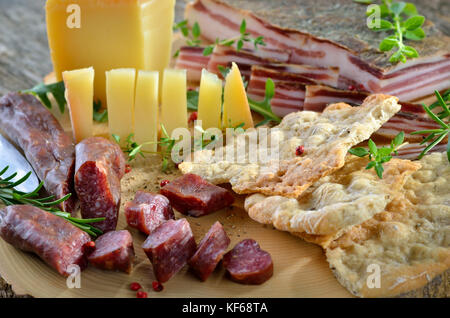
[296,145,305,156]
[130,282,142,291]
[152,281,164,292]
[125,164,132,174]
[348,85,355,91]
[136,291,148,298]
[188,112,198,123]
[160,180,170,187]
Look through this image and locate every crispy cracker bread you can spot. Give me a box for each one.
[244,156,420,246]
[180,94,401,198]
[326,152,450,297]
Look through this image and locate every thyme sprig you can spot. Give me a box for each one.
[411,90,450,162]
[203,19,265,56]
[349,132,405,178]
[0,166,104,237]
[173,20,202,57]
[364,1,426,63]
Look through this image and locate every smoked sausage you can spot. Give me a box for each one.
[142,219,197,283]
[0,205,93,276]
[160,174,235,217]
[125,191,175,235]
[75,137,125,233]
[188,221,230,281]
[88,230,135,273]
[0,93,77,213]
[222,239,273,285]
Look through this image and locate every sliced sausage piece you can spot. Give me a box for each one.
[222,239,273,285]
[124,191,175,235]
[188,221,230,281]
[142,219,197,283]
[0,205,92,276]
[88,230,135,273]
[160,174,235,217]
[0,93,77,213]
[75,137,125,233]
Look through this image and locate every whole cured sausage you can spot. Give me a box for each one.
[222,239,273,285]
[75,137,125,233]
[142,219,197,283]
[0,205,93,276]
[160,174,235,217]
[88,230,135,273]
[125,191,175,235]
[188,221,230,281]
[0,93,77,213]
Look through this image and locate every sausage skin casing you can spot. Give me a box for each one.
[0,205,92,276]
[75,137,125,233]
[0,93,77,213]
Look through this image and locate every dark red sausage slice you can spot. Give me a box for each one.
[188,221,230,281]
[88,230,135,273]
[75,137,125,233]
[0,205,92,276]
[222,239,273,285]
[160,174,235,217]
[0,93,77,213]
[142,219,197,283]
[124,191,175,235]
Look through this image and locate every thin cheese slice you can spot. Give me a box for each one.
[160,69,188,137]
[62,67,94,143]
[222,62,254,129]
[46,0,175,106]
[198,69,223,130]
[134,71,159,152]
[106,68,136,147]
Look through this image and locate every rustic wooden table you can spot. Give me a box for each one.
[0,0,448,298]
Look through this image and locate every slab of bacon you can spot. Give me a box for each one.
[394,143,448,160]
[185,0,450,101]
[174,46,211,83]
[247,64,339,117]
[206,45,290,80]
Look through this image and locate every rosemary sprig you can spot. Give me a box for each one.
[364,1,426,63]
[203,20,265,56]
[411,90,450,162]
[349,132,405,178]
[22,81,66,114]
[0,166,104,237]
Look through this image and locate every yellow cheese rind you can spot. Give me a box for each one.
[222,62,254,129]
[198,69,222,130]
[134,70,159,152]
[46,0,174,106]
[62,67,94,143]
[106,68,136,147]
[160,69,188,137]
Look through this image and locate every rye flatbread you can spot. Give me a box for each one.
[180,94,401,198]
[326,152,450,297]
[244,156,420,247]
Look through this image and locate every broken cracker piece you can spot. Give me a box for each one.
[326,152,450,297]
[180,94,401,198]
[244,156,420,246]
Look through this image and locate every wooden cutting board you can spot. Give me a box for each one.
[0,0,448,298]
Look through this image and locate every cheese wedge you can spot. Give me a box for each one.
[106,69,136,146]
[198,69,223,130]
[161,69,188,137]
[62,67,94,143]
[223,63,254,129]
[46,0,175,106]
[134,71,159,152]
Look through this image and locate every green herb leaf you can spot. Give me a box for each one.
[240,19,247,35]
[402,45,419,58]
[93,100,108,123]
[403,15,425,30]
[391,2,406,16]
[404,27,425,41]
[22,81,66,113]
[402,3,418,16]
[379,36,398,51]
[203,45,215,56]
[371,19,394,31]
[353,0,373,4]
[349,147,370,157]
[192,22,201,38]
[187,90,199,111]
[248,78,281,126]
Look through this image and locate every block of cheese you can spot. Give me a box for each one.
[161,69,188,137]
[134,71,159,152]
[62,67,94,143]
[198,69,223,130]
[46,0,175,106]
[106,69,136,147]
[222,63,254,129]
